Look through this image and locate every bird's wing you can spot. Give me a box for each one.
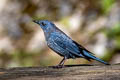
[50,32,95,60]
[51,32,84,58]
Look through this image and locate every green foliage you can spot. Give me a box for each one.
[12,50,35,67]
[101,0,115,14]
[105,23,120,50]
[106,23,120,38]
[116,37,120,49]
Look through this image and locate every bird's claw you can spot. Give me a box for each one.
[52,65,64,68]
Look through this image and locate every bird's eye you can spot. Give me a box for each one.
[41,22,46,26]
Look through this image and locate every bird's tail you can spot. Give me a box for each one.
[82,50,110,65]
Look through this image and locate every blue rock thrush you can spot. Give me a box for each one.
[33,20,109,67]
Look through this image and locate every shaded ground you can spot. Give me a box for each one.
[0,64,120,80]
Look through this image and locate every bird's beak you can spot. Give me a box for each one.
[33,20,39,24]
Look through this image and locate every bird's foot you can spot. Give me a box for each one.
[52,65,64,68]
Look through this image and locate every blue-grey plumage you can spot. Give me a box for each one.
[33,20,110,67]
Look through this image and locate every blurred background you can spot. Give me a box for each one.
[0,0,120,67]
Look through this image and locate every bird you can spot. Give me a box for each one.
[33,20,109,67]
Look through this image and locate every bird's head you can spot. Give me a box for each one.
[33,20,55,31]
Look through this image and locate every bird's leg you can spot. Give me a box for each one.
[54,57,67,68]
[59,57,67,66]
